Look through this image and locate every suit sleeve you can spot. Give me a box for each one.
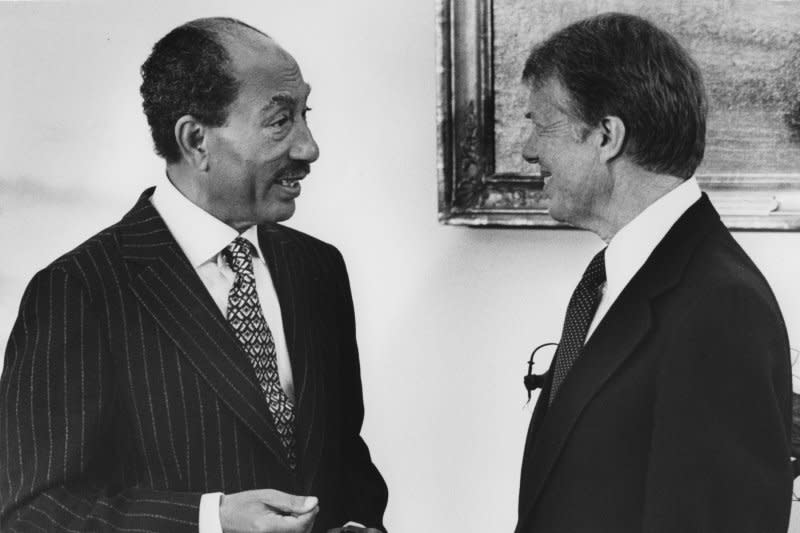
[642,285,793,533]
[331,249,389,531]
[0,266,201,533]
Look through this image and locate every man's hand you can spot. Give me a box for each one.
[220,489,319,533]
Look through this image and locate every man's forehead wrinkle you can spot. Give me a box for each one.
[250,38,299,76]
[271,61,303,86]
[273,45,294,63]
[230,54,308,104]
[266,94,297,111]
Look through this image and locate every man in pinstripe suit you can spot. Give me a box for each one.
[0,17,387,533]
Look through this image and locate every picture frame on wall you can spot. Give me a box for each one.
[437,0,800,229]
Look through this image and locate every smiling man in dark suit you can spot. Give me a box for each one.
[0,17,387,533]
[516,13,793,533]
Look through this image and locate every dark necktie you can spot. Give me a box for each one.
[224,237,296,468]
[548,249,606,405]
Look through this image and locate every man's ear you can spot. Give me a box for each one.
[174,115,210,171]
[597,116,626,163]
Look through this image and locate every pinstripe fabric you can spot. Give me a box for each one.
[0,188,388,532]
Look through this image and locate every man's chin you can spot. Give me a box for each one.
[548,210,566,224]
[260,201,296,224]
[546,198,566,223]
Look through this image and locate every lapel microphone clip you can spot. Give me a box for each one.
[525,342,558,402]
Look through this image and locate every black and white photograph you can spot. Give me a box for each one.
[1,1,800,532]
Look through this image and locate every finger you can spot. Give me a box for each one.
[262,507,319,533]
[304,506,318,533]
[260,489,318,515]
[284,507,319,533]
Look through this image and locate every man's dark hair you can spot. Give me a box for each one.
[522,13,706,179]
[140,17,268,163]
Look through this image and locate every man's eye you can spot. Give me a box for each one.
[269,116,291,128]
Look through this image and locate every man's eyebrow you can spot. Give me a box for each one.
[260,84,312,115]
[261,93,297,114]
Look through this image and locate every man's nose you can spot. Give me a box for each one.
[289,121,320,162]
[522,133,539,165]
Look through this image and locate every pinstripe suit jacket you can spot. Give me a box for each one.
[0,188,388,532]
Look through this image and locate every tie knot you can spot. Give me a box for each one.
[581,248,606,288]
[223,237,256,274]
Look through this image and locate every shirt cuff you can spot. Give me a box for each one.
[199,492,224,533]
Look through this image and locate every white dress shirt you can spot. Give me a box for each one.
[151,178,295,533]
[585,177,702,341]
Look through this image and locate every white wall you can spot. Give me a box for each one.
[2,2,800,531]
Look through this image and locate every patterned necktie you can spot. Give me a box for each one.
[548,248,607,405]
[224,237,296,468]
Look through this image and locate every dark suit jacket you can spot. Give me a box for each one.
[516,195,793,533]
[0,188,388,532]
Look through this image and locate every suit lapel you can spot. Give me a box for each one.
[259,225,326,493]
[524,368,553,452]
[119,189,294,474]
[518,195,721,527]
[518,285,653,526]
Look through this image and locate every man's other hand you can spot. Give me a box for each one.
[220,489,319,533]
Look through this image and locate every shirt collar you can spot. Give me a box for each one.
[604,177,702,300]
[150,176,266,268]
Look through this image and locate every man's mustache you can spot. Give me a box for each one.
[276,162,311,180]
